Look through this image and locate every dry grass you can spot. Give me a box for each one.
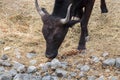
[0,0,120,77]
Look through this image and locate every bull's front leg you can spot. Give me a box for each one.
[101,0,108,13]
[78,1,95,50]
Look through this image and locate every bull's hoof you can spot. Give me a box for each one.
[78,50,86,54]
[101,9,108,13]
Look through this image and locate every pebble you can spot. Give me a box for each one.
[13,62,26,73]
[91,56,100,63]
[55,68,68,77]
[105,69,110,72]
[39,63,49,72]
[97,75,104,80]
[70,72,77,77]
[27,66,37,73]
[0,40,5,44]
[103,58,116,66]
[1,54,8,60]
[31,75,42,80]
[61,62,68,69]
[80,65,90,72]
[115,58,120,68]
[87,76,96,80]
[51,76,58,80]
[4,47,11,51]
[51,58,61,69]
[0,72,12,80]
[17,65,26,73]
[42,75,52,80]
[13,74,42,80]
[14,49,21,59]
[0,60,12,67]
[108,76,118,80]
[77,64,83,69]
[26,53,37,59]
[102,52,109,57]
[29,60,37,65]
[0,67,5,72]
[13,74,29,80]
[9,69,17,77]
[79,72,85,77]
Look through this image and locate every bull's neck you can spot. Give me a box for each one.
[52,0,71,18]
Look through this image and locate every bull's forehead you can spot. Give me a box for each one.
[43,15,60,22]
[42,16,63,29]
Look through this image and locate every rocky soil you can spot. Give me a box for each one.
[0,52,120,80]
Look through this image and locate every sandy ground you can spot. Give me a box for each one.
[0,0,120,78]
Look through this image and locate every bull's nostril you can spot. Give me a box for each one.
[45,52,58,59]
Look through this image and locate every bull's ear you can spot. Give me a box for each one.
[65,20,80,28]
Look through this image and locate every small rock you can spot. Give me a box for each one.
[115,58,120,68]
[105,69,110,72]
[29,60,37,65]
[79,72,85,77]
[76,64,83,69]
[31,75,42,80]
[51,58,61,69]
[70,72,77,77]
[108,76,118,80]
[97,75,104,80]
[102,52,109,57]
[17,65,26,73]
[26,53,37,59]
[13,74,29,80]
[0,73,12,80]
[14,49,21,59]
[88,76,96,80]
[55,68,68,77]
[4,47,11,51]
[13,62,26,73]
[39,63,49,72]
[91,56,100,63]
[0,40,5,44]
[68,76,72,80]
[80,65,90,72]
[14,74,42,80]
[1,54,8,60]
[115,70,120,74]
[42,75,52,80]
[103,58,116,66]
[0,60,12,67]
[51,76,58,80]
[27,66,37,73]
[61,62,68,69]
[9,69,17,77]
[13,61,24,69]
[0,67,5,72]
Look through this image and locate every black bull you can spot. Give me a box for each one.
[35,0,108,59]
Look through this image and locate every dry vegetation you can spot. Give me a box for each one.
[0,0,120,77]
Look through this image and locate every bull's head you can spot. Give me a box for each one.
[35,0,79,59]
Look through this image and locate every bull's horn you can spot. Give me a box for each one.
[35,0,46,17]
[60,4,72,24]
